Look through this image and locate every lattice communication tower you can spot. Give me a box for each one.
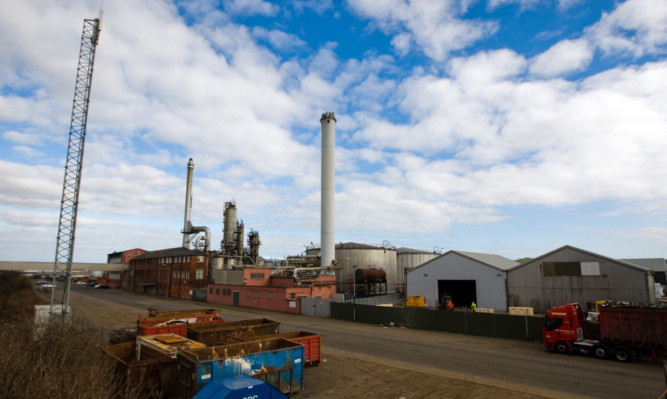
[50,13,103,316]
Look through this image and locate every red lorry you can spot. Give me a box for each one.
[543,302,667,362]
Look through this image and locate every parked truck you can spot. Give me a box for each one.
[543,302,667,362]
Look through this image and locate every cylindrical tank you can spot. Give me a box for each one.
[307,242,398,294]
[248,231,261,264]
[320,112,336,267]
[355,268,387,283]
[235,221,244,255]
[223,201,237,254]
[397,248,440,290]
[211,256,224,270]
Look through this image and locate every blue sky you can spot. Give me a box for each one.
[1,0,667,262]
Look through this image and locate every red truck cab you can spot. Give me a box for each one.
[543,302,667,362]
[542,303,585,353]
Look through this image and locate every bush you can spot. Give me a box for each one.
[0,272,142,399]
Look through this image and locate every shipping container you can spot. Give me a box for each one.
[243,331,321,366]
[137,333,206,360]
[103,341,177,398]
[176,338,304,399]
[187,318,280,346]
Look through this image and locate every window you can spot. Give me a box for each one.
[290,293,295,299]
[267,292,272,300]
[544,317,563,331]
[581,262,600,276]
[197,256,204,263]
[542,262,582,276]
[216,288,220,295]
[196,269,204,280]
[209,287,213,294]
[250,273,265,279]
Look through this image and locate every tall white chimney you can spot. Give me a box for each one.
[320,112,336,266]
[182,158,194,249]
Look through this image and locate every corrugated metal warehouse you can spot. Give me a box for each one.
[506,245,655,313]
[406,250,519,311]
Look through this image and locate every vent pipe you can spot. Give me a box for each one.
[320,112,336,266]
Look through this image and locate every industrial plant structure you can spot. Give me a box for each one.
[127,113,341,308]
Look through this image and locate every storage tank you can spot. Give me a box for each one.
[223,201,237,254]
[397,247,440,292]
[308,242,397,294]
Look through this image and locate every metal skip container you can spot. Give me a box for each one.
[243,331,322,366]
[136,333,207,360]
[186,318,280,346]
[176,338,304,399]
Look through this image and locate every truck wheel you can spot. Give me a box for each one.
[555,341,569,354]
[592,345,609,359]
[612,346,635,362]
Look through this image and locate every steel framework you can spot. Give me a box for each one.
[50,14,102,316]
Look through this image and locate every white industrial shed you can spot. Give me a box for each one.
[406,250,519,311]
[506,245,656,313]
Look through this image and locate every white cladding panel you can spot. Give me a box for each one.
[397,252,439,287]
[406,252,507,310]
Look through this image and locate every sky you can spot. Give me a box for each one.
[1,0,667,263]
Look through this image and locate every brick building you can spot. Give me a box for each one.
[207,268,336,314]
[129,247,209,300]
[103,248,146,288]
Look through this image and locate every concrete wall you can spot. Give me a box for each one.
[406,252,508,311]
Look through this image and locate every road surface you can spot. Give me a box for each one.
[69,285,666,398]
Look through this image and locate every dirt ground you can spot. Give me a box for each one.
[67,289,556,399]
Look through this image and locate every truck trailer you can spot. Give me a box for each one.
[543,302,667,362]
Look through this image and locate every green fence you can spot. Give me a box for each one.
[331,303,543,342]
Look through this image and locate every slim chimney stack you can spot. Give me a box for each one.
[320,112,336,266]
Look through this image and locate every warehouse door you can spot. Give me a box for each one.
[438,280,476,308]
[232,291,239,307]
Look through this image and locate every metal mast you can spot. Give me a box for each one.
[50,13,103,317]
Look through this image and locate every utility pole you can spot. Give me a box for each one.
[50,12,103,317]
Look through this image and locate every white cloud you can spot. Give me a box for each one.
[252,27,307,52]
[3,131,44,146]
[487,0,540,10]
[587,0,667,57]
[529,39,593,77]
[348,0,498,61]
[223,0,279,16]
[1,0,667,262]
[487,0,582,11]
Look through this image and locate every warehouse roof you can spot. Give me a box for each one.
[408,250,519,273]
[508,245,650,273]
[454,251,520,271]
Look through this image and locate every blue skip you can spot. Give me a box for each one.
[193,376,289,399]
